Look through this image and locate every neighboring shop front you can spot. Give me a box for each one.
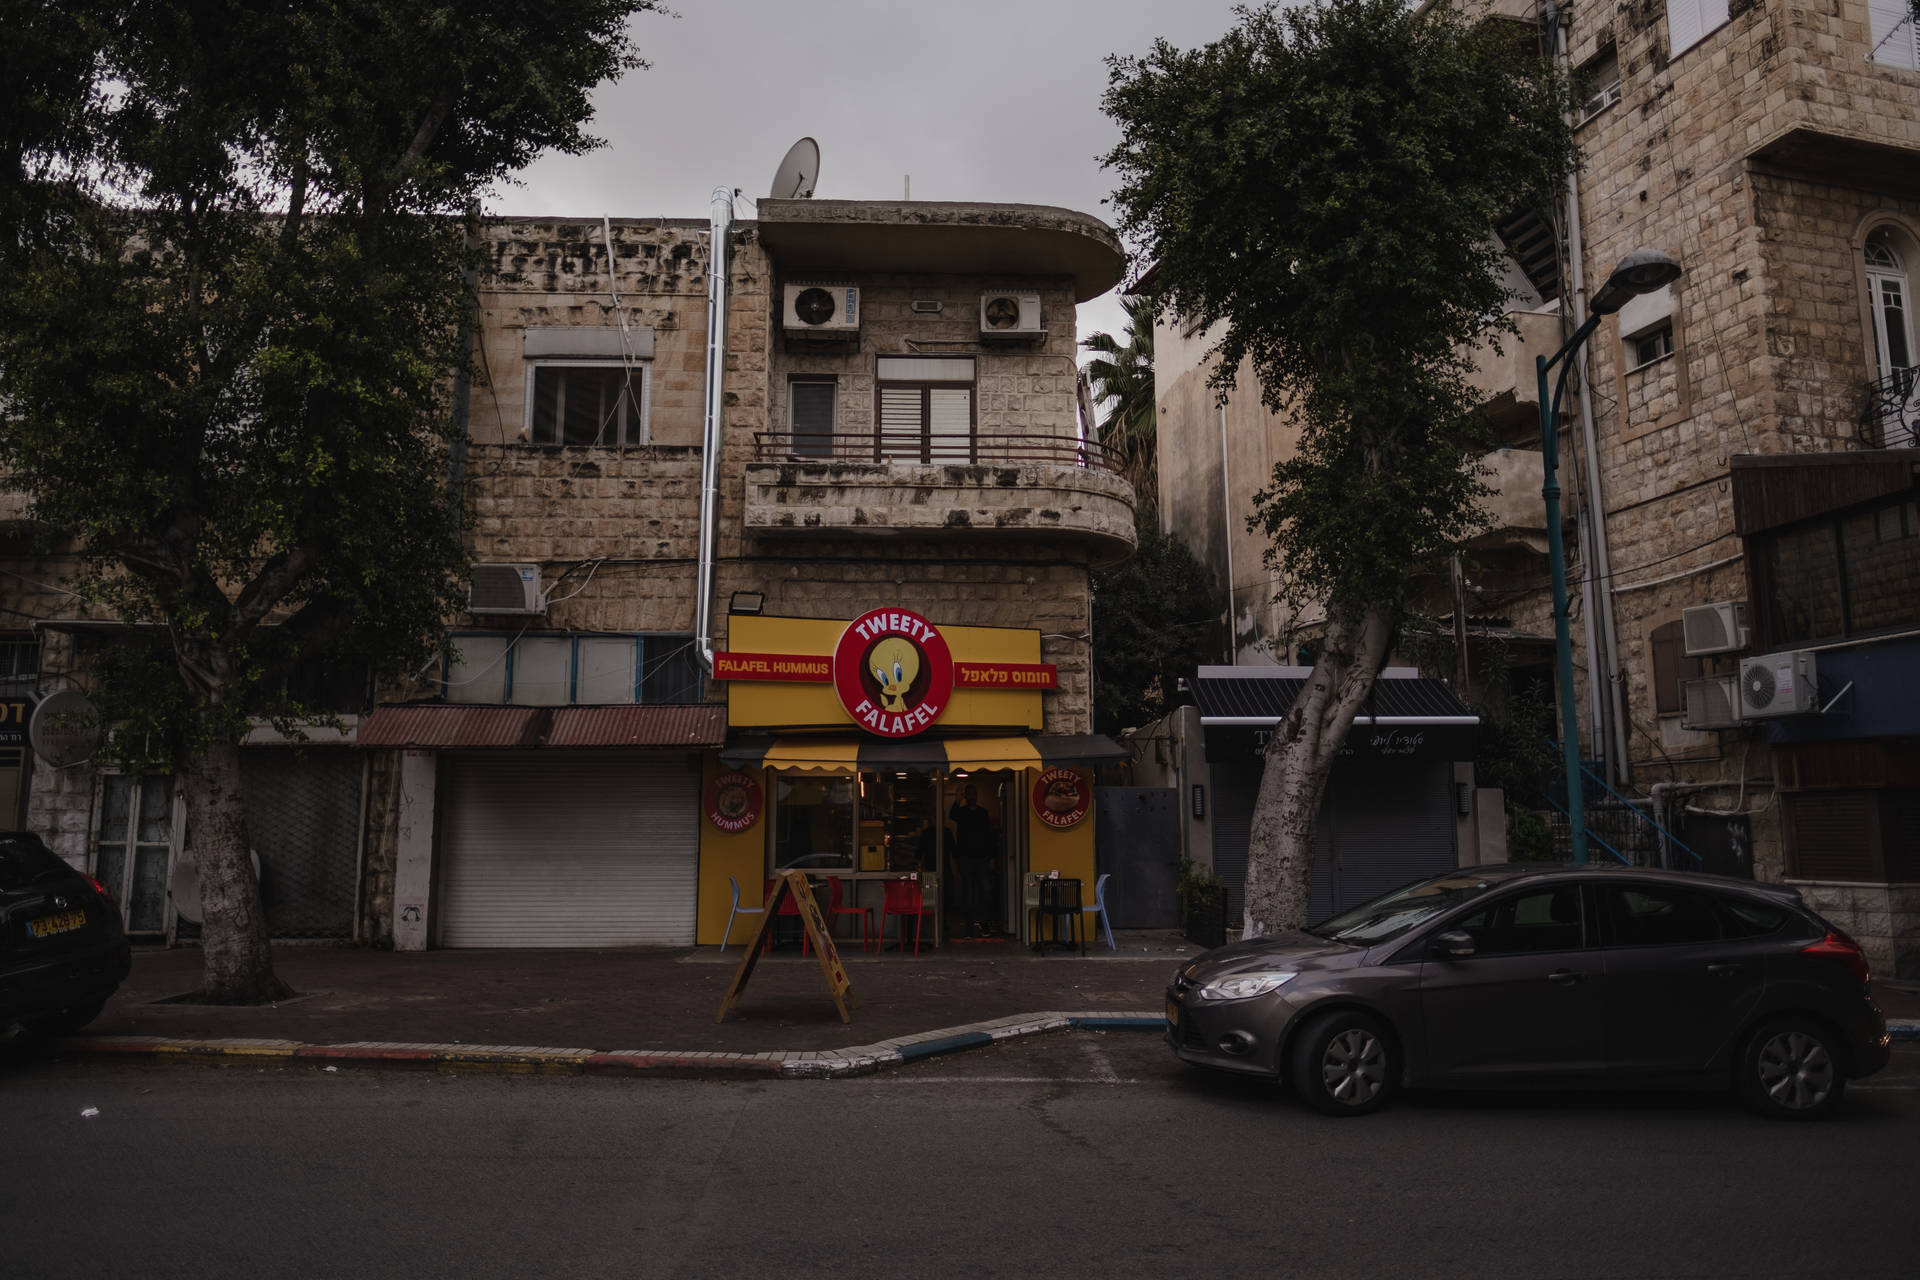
[357,705,727,949]
[697,610,1122,946]
[1195,667,1482,924]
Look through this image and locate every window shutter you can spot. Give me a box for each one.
[1666,0,1728,58]
[1869,0,1919,71]
[928,387,972,461]
[509,637,572,706]
[878,386,924,461]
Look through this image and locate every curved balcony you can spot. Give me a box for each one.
[1465,308,1564,436]
[743,431,1138,565]
[1465,446,1548,555]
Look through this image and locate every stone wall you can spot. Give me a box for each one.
[1788,879,1920,979]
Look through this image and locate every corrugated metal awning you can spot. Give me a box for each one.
[1192,671,1478,726]
[357,704,725,750]
[719,733,1125,773]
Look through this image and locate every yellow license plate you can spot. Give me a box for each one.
[1166,997,1179,1029]
[29,909,87,939]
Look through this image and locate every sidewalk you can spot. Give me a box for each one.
[41,937,1920,1080]
[47,932,1193,1078]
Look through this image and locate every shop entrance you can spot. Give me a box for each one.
[943,771,1015,939]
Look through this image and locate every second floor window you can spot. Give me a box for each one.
[527,362,649,446]
[445,632,701,705]
[876,357,974,462]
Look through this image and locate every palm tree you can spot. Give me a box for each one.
[1081,293,1157,506]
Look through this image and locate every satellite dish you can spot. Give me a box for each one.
[168,848,262,926]
[769,137,820,199]
[28,690,102,767]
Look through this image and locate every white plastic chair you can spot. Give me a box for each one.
[1082,872,1115,950]
[720,876,767,952]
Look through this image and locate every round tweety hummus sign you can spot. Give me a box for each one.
[832,607,955,738]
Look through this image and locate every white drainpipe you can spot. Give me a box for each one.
[695,187,733,674]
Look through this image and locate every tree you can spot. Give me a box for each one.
[0,1,662,1001]
[1082,294,1158,502]
[1102,0,1575,935]
[1092,511,1224,736]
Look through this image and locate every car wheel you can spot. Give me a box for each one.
[1289,1010,1396,1117]
[1738,1016,1846,1120]
[23,997,107,1039]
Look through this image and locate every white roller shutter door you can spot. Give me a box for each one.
[438,755,698,947]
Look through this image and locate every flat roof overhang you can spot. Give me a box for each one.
[754,200,1127,303]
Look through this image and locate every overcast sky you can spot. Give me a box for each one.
[492,0,1250,349]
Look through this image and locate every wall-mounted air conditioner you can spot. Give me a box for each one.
[1739,650,1818,719]
[1680,674,1740,730]
[979,292,1043,337]
[1681,600,1749,656]
[783,283,860,335]
[468,563,545,615]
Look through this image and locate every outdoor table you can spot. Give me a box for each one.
[1029,877,1085,955]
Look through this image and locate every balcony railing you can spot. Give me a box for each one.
[1862,366,1919,450]
[752,429,1121,473]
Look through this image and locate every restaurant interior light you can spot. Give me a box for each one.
[729,591,765,615]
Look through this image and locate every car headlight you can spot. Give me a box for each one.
[1195,971,1298,1001]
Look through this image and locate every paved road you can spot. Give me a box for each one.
[8,1036,1918,1279]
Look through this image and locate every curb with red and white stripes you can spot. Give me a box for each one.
[49,1012,1164,1079]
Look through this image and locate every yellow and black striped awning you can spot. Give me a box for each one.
[718,734,1124,775]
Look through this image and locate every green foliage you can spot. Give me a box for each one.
[1092,512,1225,735]
[1102,0,1576,625]
[0,1,660,763]
[1176,856,1226,926]
[1081,294,1158,501]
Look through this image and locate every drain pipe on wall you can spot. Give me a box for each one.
[694,187,734,674]
[1546,2,1631,786]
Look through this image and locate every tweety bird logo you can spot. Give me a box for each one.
[869,636,921,713]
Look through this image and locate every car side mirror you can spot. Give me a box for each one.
[1430,930,1475,959]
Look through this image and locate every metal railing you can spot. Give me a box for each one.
[1537,756,1703,868]
[1861,365,1919,450]
[753,429,1120,473]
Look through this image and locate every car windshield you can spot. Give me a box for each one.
[0,835,74,893]
[1308,875,1499,945]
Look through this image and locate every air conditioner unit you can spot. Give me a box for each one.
[1681,600,1749,656]
[979,292,1043,337]
[1680,674,1741,730]
[782,282,860,335]
[1738,650,1819,719]
[468,563,545,615]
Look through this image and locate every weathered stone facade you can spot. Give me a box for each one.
[1151,2,1920,968]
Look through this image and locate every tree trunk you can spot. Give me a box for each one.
[181,740,290,1002]
[1240,603,1393,938]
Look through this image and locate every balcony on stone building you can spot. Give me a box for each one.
[742,430,1137,566]
[1464,307,1565,439]
[1464,445,1549,555]
[1862,366,1919,450]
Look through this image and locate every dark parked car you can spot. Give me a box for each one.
[1167,863,1889,1119]
[1,831,129,1039]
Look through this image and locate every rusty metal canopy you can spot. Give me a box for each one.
[357,704,724,750]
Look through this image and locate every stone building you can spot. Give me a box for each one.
[1151,1,1920,973]
[3,197,1136,953]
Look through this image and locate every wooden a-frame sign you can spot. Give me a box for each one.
[717,869,855,1024]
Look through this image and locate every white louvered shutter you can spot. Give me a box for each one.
[1869,0,1919,71]
[1666,0,1728,58]
[928,387,972,462]
[878,386,924,461]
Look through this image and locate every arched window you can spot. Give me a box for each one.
[1866,229,1913,379]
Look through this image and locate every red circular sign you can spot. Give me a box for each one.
[1032,767,1091,829]
[831,607,955,738]
[704,769,764,833]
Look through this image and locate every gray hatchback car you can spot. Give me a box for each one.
[1166,863,1890,1119]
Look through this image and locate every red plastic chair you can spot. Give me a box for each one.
[880,878,936,955]
[826,876,874,954]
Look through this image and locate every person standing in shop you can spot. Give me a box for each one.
[948,784,997,936]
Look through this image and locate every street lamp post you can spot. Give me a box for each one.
[1537,249,1681,863]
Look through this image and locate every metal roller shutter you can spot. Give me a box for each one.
[1321,760,1456,914]
[438,754,698,947]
